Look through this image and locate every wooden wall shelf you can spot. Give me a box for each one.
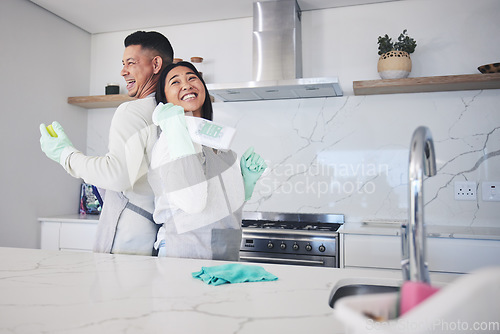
[68,74,500,107]
[353,73,500,95]
[67,94,135,108]
[68,94,215,109]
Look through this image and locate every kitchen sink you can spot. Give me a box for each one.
[328,277,402,308]
[332,267,500,333]
[329,284,399,307]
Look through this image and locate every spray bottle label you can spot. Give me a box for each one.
[185,116,236,150]
[199,122,223,138]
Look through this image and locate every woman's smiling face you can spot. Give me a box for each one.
[164,66,206,117]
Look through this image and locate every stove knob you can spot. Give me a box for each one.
[318,245,326,252]
[292,243,299,251]
[305,244,312,251]
[280,242,286,250]
[267,242,274,249]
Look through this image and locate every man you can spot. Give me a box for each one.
[40,31,174,256]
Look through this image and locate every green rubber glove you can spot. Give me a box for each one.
[39,121,74,165]
[153,103,195,160]
[240,147,267,201]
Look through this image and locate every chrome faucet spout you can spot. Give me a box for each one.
[402,126,436,283]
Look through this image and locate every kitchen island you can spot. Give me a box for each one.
[0,247,459,334]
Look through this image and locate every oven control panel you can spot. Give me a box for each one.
[241,235,336,257]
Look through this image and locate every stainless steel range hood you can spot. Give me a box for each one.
[207,0,342,102]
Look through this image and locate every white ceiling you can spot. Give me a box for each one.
[29,0,401,34]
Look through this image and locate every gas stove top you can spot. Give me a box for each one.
[241,220,343,232]
[241,212,344,230]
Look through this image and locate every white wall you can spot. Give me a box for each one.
[0,0,90,248]
[2,0,496,249]
[87,0,500,227]
[302,0,500,92]
[87,0,500,96]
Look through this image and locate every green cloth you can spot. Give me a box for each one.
[192,263,278,286]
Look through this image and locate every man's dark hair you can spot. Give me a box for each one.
[124,31,174,66]
[156,61,213,121]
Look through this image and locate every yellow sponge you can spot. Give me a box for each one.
[47,124,58,137]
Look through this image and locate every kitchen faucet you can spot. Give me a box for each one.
[402,126,436,283]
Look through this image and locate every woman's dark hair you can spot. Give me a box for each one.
[155,61,213,121]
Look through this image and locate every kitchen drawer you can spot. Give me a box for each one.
[59,223,97,251]
[40,221,61,251]
[427,237,500,273]
[343,233,500,273]
[343,234,401,270]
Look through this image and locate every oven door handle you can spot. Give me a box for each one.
[239,255,325,266]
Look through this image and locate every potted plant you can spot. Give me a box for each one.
[377,29,417,79]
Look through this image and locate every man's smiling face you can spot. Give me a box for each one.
[121,45,158,99]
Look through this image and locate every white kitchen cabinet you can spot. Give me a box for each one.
[342,234,401,270]
[427,237,500,273]
[341,224,500,274]
[39,215,99,252]
[40,221,61,251]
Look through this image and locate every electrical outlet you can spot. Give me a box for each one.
[454,181,477,201]
[482,182,500,202]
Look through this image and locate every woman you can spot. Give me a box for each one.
[148,61,266,260]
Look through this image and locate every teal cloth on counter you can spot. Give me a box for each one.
[192,263,278,286]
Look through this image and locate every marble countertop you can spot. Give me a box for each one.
[0,247,459,334]
[38,216,500,241]
[38,214,100,223]
[339,222,500,241]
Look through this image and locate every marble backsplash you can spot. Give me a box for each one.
[213,90,500,227]
[87,90,499,227]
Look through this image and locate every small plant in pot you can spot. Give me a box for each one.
[377,29,417,79]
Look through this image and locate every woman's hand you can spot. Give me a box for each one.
[152,102,186,130]
[240,147,267,201]
[152,103,195,160]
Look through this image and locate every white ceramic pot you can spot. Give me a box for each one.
[377,50,412,79]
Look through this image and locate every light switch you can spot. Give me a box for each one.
[482,182,500,202]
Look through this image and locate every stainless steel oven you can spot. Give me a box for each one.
[239,212,344,268]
